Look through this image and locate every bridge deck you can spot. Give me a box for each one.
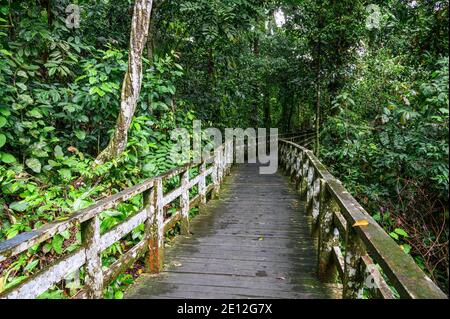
[125,163,332,299]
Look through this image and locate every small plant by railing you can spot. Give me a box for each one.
[279,139,446,299]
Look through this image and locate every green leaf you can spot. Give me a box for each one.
[26,158,42,173]
[0,134,6,148]
[142,162,156,173]
[58,168,72,180]
[24,260,39,272]
[114,291,124,299]
[17,70,28,78]
[60,230,71,240]
[54,145,64,158]
[19,94,33,105]
[52,235,64,254]
[394,228,408,238]
[16,83,27,91]
[389,232,399,240]
[0,108,10,116]
[401,244,411,254]
[75,130,86,140]
[27,108,42,118]
[9,201,29,212]
[0,152,16,163]
[0,116,6,128]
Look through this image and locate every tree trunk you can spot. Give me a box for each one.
[95,0,153,165]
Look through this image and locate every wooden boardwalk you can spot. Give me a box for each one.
[125,163,331,299]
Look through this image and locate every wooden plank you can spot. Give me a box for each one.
[1,249,86,299]
[332,246,345,279]
[100,209,148,251]
[103,240,147,286]
[361,254,396,299]
[163,211,181,233]
[162,186,184,206]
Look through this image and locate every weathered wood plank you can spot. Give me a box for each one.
[126,163,331,299]
[100,209,148,251]
[103,239,147,285]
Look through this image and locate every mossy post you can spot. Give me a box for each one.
[212,148,220,199]
[305,163,315,211]
[144,178,164,273]
[317,187,340,282]
[198,162,207,212]
[309,178,323,237]
[81,215,103,298]
[343,228,365,298]
[299,159,309,200]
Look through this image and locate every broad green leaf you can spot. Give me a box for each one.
[16,83,27,91]
[58,168,72,180]
[24,260,39,272]
[26,158,42,173]
[0,134,6,148]
[114,291,124,299]
[54,145,64,158]
[27,108,43,118]
[389,232,399,240]
[17,70,28,78]
[394,228,408,238]
[75,130,86,140]
[1,152,16,163]
[9,201,29,212]
[52,235,64,254]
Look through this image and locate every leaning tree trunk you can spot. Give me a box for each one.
[95,0,153,165]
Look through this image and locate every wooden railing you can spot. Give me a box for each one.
[279,139,447,299]
[0,141,234,299]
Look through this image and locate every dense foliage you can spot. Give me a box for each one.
[0,0,448,297]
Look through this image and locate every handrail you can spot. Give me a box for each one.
[0,141,234,299]
[279,139,447,299]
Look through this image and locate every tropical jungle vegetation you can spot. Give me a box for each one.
[0,0,448,298]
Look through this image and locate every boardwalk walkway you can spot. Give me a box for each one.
[125,163,331,299]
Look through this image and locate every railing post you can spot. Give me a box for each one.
[144,178,164,273]
[212,149,220,199]
[219,146,225,182]
[198,161,207,212]
[343,229,365,299]
[81,215,103,298]
[305,163,315,207]
[294,151,303,190]
[309,178,322,236]
[180,169,190,235]
[317,186,340,283]
[225,141,232,174]
[299,159,309,199]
